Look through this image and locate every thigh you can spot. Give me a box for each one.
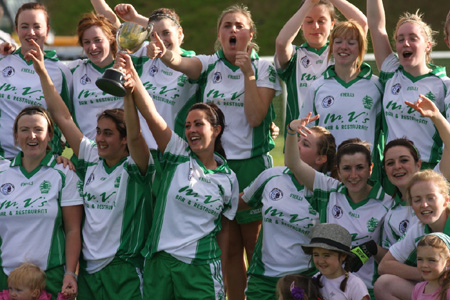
[102,260,142,300]
[44,265,64,300]
[245,274,279,300]
[77,268,102,300]
[143,254,174,300]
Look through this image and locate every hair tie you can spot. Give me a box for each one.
[149,12,180,27]
[290,281,306,300]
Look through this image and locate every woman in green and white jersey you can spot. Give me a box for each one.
[119,51,238,299]
[373,94,450,300]
[367,0,450,169]
[240,126,337,300]
[285,114,393,299]
[275,0,368,139]
[148,5,281,298]
[0,106,83,300]
[30,40,154,300]
[0,3,72,159]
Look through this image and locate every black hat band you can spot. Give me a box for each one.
[310,237,351,252]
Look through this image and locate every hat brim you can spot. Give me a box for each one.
[302,243,355,257]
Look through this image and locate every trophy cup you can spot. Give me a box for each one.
[95,22,153,97]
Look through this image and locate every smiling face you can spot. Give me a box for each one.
[410,180,449,227]
[15,114,51,162]
[417,245,449,283]
[185,109,220,157]
[384,145,421,193]
[301,4,335,49]
[312,248,346,279]
[153,18,183,53]
[217,12,253,57]
[332,34,360,68]
[82,25,114,68]
[337,152,372,196]
[96,117,127,165]
[298,131,324,170]
[16,9,49,54]
[395,22,431,72]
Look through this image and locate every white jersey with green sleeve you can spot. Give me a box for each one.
[144,132,239,264]
[380,53,449,164]
[0,49,72,159]
[76,137,154,273]
[0,152,83,275]
[68,57,146,140]
[381,194,419,249]
[389,213,450,266]
[310,171,393,290]
[137,49,199,149]
[242,167,318,277]
[275,42,332,131]
[195,50,281,159]
[300,63,383,150]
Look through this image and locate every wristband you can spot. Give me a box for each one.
[64,271,78,281]
[286,124,297,136]
[351,247,371,264]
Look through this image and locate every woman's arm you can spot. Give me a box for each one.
[378,251,422,281]
[284,113,320,190]
[366,0,393,70]
[151,33,202,80]
[331,0,368,33]
[406,95,450,180]
[238,192,252,212]
[120,53,172,153]
[235,39,275,127]
[275,0,318,70]
[26,40,84,157]
[114,3,149,27]
[90,0,121,28]
[61,205,83,299]
[120,56,150,175]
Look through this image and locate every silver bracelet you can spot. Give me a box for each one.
[64,271,78,281]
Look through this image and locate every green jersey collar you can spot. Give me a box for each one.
[88,59,115,73]
[12,151,56,178]
[16,48,59,65]
[216,49,259,72]
[285,168,305,192]
[399,64,447,82]
[181,48,196,58]
[425,208,450,233]
[299,41,329,56]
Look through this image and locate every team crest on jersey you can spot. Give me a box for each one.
[0,183,14,195]
[114,176,121,188]
[367,217,379,233]
[269,188,283,201]
[391,83,401,95]
[177,74,187,87]
[399,219,409,234]
[80,74,91,85]
[268,65,277,83]
[2,66,15,77]
[332,205,343,219]
[322,96,334,108]
[301,56,311,68]
[149,65,158,77]
[40,180,51,194]
[86,173,95,186]
[213,72,222,83]
[308,205,318,216]
[362,95,374,110]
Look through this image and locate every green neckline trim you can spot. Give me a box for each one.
[399,64,447,82]
[11,151,55,179]
[341,181,384,209]
[16,48,58,65]
[425,208,450,233]
[102,156,127,174]
[88,59,115,73]
[216,49,259,72]
[285,168,305,191]
[323,62,372,88]
[299,41,329,55]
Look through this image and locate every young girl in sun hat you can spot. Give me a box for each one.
[302,223,370,300]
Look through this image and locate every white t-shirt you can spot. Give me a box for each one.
[242,166,318,277]
[0,49,72,159]
[380,53,450,164]
[300,63,383,150]
[0,152,83,274]
[77,137,154,273]
[144,132,239,264]
[275,42,332,131]
[195,50,281,159]
[315,272,369,300]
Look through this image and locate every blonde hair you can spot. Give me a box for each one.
[417,235,450,300]
[394,10,437,64]
[328,20,367,70]
[406,169,449,205]
[8,263,46,292]
[214,4,259,52]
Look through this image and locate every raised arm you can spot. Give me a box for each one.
[120,56,150,175]
[114,3,149,27]
[120,53,172,152]
[90,0,121,28]
[406,95,450,180]
[284,113,320,190]
[366,0,393,70]
[331,0,368,33]
[151,32,202,80]
[275,0,318,70]
[26,40,83,156]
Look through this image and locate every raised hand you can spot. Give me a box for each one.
[405,94,440,119]
[24,39,46,75]
[234,32,253,75]
[0,42,16,55]
[147,32,166,59]
[114,4,138,22]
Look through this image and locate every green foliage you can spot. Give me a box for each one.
[42,0,450,55]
